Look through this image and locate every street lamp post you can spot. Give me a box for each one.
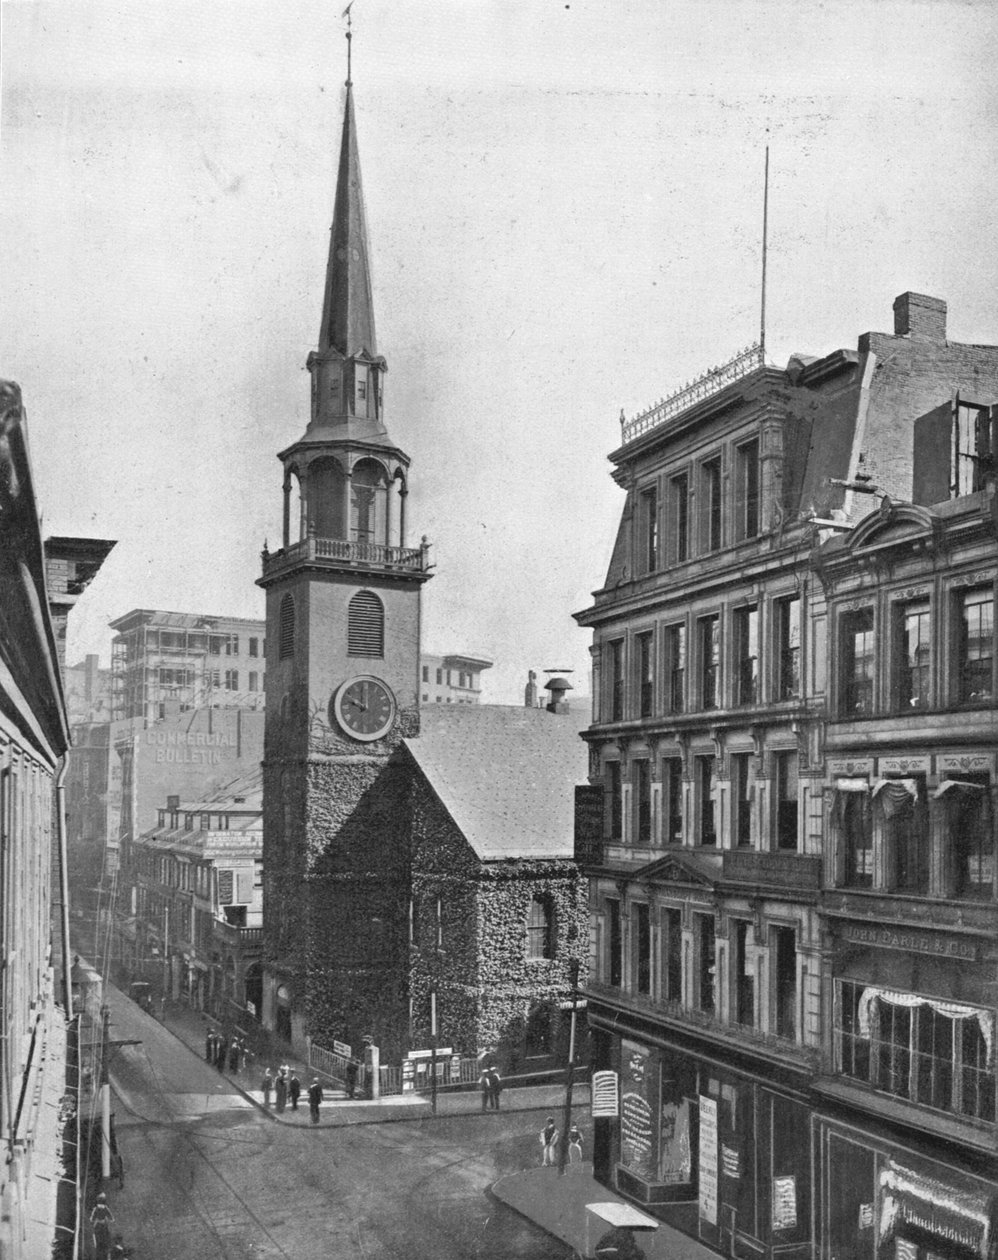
[429,989,438,1116]
[558,959,581,1175]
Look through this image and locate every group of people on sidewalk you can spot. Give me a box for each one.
[205,1026,251,1074]
[261,1064,324,1122]
[477,1063,503,1111]
[539,1117,584,1166]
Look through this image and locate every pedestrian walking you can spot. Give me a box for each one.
[90,1191,115,1260]
[289,1072,301,1110]
[262,1068,273,1107]
[486,1066,502,1110]
[228,1038,240,1072]
[345,1059,359,1100]
[275,1072,288,1113]
[568,1123,583,1164]
[308,1077,323,1125]
[216,1036,228,1070]
[205,1029,214,1062]
[478,1066,490,1112]
[539,1116,559,1166]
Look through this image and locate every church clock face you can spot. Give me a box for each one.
[331,675,396,742]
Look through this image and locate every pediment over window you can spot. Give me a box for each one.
[846,499,940,554]
[631,850,720,889]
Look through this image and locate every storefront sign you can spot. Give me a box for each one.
[698,1096,718,1225]
[772,1175,797,1230]
[591,1071,619,1118]
[841,922,977,961]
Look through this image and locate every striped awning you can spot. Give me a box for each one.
[880,1161,994,1259]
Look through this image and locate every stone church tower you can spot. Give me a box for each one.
[258,52,432,1051]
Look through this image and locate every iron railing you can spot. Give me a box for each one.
[621,343,764,445]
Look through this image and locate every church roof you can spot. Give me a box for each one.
[404,705,589,861]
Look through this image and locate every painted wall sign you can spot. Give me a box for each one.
[698,1096,718,1225]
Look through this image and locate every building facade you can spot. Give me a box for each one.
[419,652,493,705]
[574,296,998,1259]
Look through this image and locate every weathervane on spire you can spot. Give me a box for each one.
[342,2,354,86]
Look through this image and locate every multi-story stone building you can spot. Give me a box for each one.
[116,771,263,1017]
[419,652,493,705]
[574,295,998,1258]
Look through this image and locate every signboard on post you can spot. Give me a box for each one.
[333,1040,351,1059]
[698,1096,718,1225]
[591,1070,619,1118]
[406,1047,452,1060]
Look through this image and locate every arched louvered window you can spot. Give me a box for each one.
[348,590,384,657]
[279,593,295,659]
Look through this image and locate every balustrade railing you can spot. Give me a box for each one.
[621,343,764,445]
[263,535,429,573]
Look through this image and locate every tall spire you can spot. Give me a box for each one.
[318,29,376,359]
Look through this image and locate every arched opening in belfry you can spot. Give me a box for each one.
[307,457,347,540]
[350,458,389,546]
[285,469,303,547]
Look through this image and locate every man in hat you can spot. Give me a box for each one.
[308,1077,323,1125]
[90,1192,115,1260]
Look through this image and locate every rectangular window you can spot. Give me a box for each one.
[665,624,685,713]
[639,485,659,574]
[957,586,994,704]
[662,757,683,845]
[839,787,872,887]
[733,920,754,1027]
[225,669,238,690]
[775,751,799,850]
[226,635,239,656]
[633,760,651,845]
[885,777,928,894]
[736,439,760,539]
[633,903,651,995]
[735,606,759,705]
[775,596,801,700]
[422,665,429,682]
[608,639,624,721]
[662,908,682,1002]
[607,898,622,987]
[249,637,259,657]
[637,631,654,717]
[696,913,715,1013]
[436,668,443,685]
[699,615,719,710]
[893,601,930,711]
[670,472,689,563]
[733,753,752,846]
[701,457,722,552]
[840,608,875,715]
[953,400,992,497]
[948,776,994,900]
[606,762,622,841]
[772,925,797,1040]
[697,756,716,846]
[248,671,258,692]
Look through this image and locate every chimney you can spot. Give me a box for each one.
[543,676,573,715]
[524,670,538,709]
[893,292,947,342]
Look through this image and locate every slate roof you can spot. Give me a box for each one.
[405,704,590,862]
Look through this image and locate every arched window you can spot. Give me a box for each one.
[350,459,389,545]
[526,895,555,959]
[307,458,346,539]
[279,593,295,659]
[348,590,384,657]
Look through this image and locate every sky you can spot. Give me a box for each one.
[2,0,997,704]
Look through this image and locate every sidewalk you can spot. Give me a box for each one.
[138,995,587,1126]
[492,1164,719,1260]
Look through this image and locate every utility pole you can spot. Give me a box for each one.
[100,1005,111,1180]
[558,959,581,1175]
[429,989,438,1116]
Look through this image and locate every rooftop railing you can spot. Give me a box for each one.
[620,343,764,446]
[262,535,430,575]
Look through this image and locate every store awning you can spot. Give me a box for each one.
[880,1161,994,1259]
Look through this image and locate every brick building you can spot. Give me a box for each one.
[574,296,998,1257]
[259,67,588,1068]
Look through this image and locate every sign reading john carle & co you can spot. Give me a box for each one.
[841,922,977,960]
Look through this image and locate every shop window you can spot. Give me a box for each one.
[669,472,689,563]
[632,903,651,996]
[347,590,384,657]
[942,776,995,900]
[606,898,622,987]
[772,925,797,1040]
[733,753,752,846]
[840,608,875,715]
[956,586,994,704]
[526,896,555,959]
[960,1018,996,1121]
[698,615,719,710]
[697,756,716,846]
[775,595,801,700]
[914,1005,954,1112]
[736,438,760,540]
[733,920,754,1027]
[893,600,930,711]
[279,594,295,659]
[695,913,715,1013]
[700,456,722,552]
[665,624,685,713]
[605,762,622,841]
[633,759,651,845]
[661,907,682,1002]
[734,605,759,705]
[776,751,799,850]
[661,757,683,845]
[836,981,871,1081]
[634,631,654,718]
[608,639,624,721]
[639,485,659,575]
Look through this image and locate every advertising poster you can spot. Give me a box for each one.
[591,1070,620,1118]
[698,1096,718,1225]
[620,1040,656,1181]
[658,1098,691,1184]
[772,1174,797,1230]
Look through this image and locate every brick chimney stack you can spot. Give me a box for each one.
[893,292,947,342]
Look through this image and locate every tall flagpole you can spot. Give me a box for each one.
[761,144,769,357]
